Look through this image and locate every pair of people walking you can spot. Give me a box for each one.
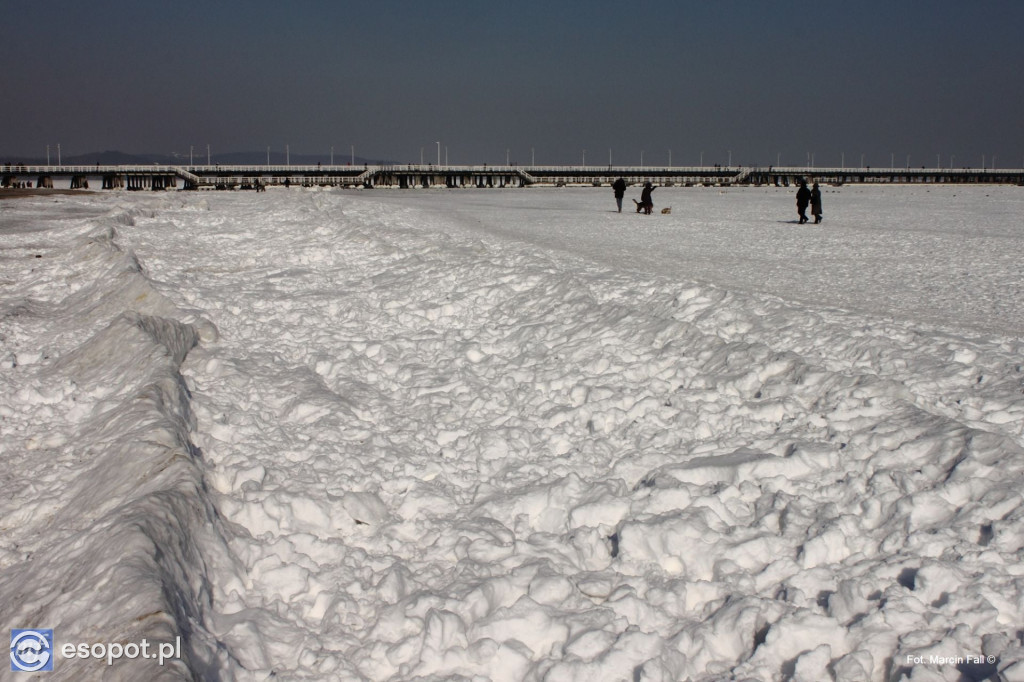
[612,178,654,214]
[796,181,823,224]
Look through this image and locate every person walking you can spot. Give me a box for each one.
[795,181,811,224]
[612,177,627,212]
[810,182,823,224]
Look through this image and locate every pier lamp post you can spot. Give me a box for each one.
[58,144,61,165]
[668,149,672,167]
[582,150,586,167]
[46,145,50,166]
[437,141,441,167]
[331,146,334,166]
[190,146,194,167]
[640,150,644,168]
[351,145,354,165]
[207,144,210,166]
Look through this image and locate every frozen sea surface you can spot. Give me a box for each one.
[1,185,1023,681]
[390,185,1024,335]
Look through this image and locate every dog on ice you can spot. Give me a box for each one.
[632,199,653,215]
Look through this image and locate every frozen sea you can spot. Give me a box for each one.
[1,184,1023,681]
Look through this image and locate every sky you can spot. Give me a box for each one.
[2,0,1023,168]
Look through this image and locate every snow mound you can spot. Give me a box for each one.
[1,208,226,679]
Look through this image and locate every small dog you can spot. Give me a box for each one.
[632,199,653,215]
[661,207,671,214]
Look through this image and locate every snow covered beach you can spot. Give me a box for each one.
[2,185,1023,680]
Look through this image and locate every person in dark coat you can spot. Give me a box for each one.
[612,177,627,212]
[810,182,823,223]
[640,182,654,214]
[795,181,811,224]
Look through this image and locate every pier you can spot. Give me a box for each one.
[3,163,1023,191]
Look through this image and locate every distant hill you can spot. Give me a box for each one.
[73,150,147,165]
[3,150,384,166]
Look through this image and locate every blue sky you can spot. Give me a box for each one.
[2,0,1022,167]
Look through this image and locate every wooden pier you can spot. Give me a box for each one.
[3,163,1023,191]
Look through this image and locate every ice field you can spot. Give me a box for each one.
[2,184,1024,681]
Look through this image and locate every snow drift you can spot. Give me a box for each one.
[2,186,1023,681]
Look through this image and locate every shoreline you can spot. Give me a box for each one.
[0,188,96,200]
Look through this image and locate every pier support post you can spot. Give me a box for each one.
[102,174,125,189]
